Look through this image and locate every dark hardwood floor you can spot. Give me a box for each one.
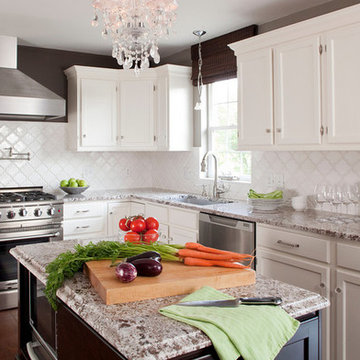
[0,309,18,360]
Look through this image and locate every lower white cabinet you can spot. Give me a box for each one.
[107,202,131,237]
[257,248,330,360]
[168,226,198,246]
[64,201,107,240]
[335,269,360,360]
[257,224,360,360]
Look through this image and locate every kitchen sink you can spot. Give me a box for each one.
[173,195,233,206]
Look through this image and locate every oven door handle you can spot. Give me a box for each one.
[26,342,40,360]
[0,230,62,242]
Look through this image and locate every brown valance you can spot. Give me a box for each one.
[191,25,258,86]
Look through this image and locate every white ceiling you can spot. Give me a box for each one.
[0,0,333,59]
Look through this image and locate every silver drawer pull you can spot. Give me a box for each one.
[76,225,90,229]
[76,210,90,213]
[276,240,300,248]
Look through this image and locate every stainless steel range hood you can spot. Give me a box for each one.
[0,36,66,121]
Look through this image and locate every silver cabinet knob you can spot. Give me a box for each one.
[319,282,325,289]
[265,129,271,133]
[120,135,124,139]
[276,128,281,133]
[83,134,86,138]
[335,287,342,294]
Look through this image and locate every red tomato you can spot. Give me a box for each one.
[142,229,159,244]
[130,218,146,233]
[145,217,159,231]
[119,218,131,231]
[124,231,141,243]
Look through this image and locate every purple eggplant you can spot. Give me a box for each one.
[130,258,162,277]
[126,251,162,263]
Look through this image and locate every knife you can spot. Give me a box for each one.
[176,296,282,307]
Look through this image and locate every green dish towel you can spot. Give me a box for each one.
[159,286,300,360]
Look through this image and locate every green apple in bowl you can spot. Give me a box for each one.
[60,180,68,187]
[69,180,78,187]
[77,179,87,187]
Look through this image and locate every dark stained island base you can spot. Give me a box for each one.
[11,240,329,360]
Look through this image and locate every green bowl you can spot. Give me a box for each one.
[60,186,89,195]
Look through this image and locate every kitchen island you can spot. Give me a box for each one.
[11,239,329,360]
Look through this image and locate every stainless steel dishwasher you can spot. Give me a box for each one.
[199,213,255,256]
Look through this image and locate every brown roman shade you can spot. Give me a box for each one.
[191,25,258,86]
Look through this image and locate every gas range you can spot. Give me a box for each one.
[0,186,63,310]
[0,187,63,224]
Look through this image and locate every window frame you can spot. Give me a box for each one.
[204,79,251,183]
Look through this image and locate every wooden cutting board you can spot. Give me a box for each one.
[84,260,256,305]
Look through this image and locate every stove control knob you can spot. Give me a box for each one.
[48,207,55,216]
[19,208,28,217]
[34,208,42,217]
[7,210,16,219]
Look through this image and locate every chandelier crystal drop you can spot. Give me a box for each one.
[91,0,178,73]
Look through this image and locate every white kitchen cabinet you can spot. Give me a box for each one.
[64,201,107,240]
[65,64,193,152]
[335,269,360,360]
[324,22,360,144]
[168,226,198,246]
[274,36,322,145]
[107,202,131,237]
[119,79,155,149]
[230,5,360,150]
[236,48,273,146]
[156,65,193,151]
[130,201,146,216]
[64,66,120,151]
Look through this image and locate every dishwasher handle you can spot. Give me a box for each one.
[199,213,254,232]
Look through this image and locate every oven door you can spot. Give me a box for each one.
[29,273,57,360]
[0,236,53,310]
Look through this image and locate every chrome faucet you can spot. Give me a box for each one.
[200,151,226,199]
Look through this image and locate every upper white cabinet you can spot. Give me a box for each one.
[230,4,360,150]
[119,78,155,149]
[237,48,273,146]
[274,36,322,145]
[64,65,193,152]
[325,23,360,144]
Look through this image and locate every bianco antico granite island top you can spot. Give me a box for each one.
[11,239,329,360]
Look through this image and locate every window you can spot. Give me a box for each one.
[206,78,251,182]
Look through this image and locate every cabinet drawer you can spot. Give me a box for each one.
[169,208,198,231]
[169,226,198,246]
[64,201,106,219]
[64,217,106,236]
[337,242,360,272]
[146,203,168,223]
[257,226,330,263]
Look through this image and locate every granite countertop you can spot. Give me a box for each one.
[59,187,360,242]
[11,239,329,360]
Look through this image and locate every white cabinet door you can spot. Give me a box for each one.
[274,36,322,145]
[169,226,197,246]
[237,48,273,146]
[108,202,131,237]
[257,248,330,360]
[80,78,119,148]
[130,202,146,217]
[120,79,155,148]
[335,269,360,360]
[325,23,360,144]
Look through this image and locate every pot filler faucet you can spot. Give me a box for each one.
[200,151,226,199]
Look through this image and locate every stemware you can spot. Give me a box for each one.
[314,184,327,210]
[342,184,353,214]
[328,185,343,213]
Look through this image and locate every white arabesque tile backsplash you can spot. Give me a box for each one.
[1,121,360,213]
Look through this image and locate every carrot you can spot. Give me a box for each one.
[185,242,254,260]
[178,248,254,262]
[183,257,250,269]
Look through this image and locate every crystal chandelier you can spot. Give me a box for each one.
[91,0,178,73]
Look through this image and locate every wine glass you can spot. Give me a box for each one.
[314,184,327,210]
[329,185,343,214]
[342,184,353,215]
